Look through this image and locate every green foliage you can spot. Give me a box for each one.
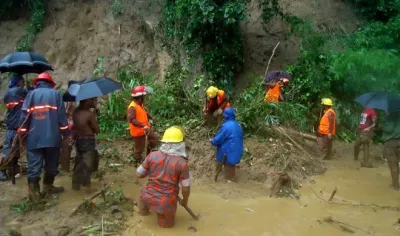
[0,0,34,20]
[15,0,45,51]
[98,64,204,138]
[161,0,247,90]
[350,0,400,21]
[110,0,122,18]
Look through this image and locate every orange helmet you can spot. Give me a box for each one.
[131,85,147,97]
[33,72,55,88]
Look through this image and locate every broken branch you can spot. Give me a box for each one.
[70,182,113,216]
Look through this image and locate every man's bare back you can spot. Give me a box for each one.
[73,107,99,137]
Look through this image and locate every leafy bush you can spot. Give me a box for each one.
[161,0,247,90]
[15,0,45,51]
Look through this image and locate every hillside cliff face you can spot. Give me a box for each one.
[0,0,359,88]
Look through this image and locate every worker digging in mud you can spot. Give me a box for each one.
[60,80,79,172]
[317,98,336,160]
[354,108,377,168]
[263,78,289,103]
[72,97,99,192]
[136,126,191,228]
[210,108,244,183]
[127,85,159,166]
[19,73,69,201]
[0,74,28,181]
[382,111,400,191]
[203,86,230,125]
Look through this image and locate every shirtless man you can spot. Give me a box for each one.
[72,97,99,192]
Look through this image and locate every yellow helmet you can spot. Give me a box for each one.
[206,86,219,98]
[321,98,333,106]
[161,126,184,143]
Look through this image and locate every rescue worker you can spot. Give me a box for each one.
[136,126,191,228]
[127,85,159,166]
[203,86,230,124]
[60,80,78,172]
[318,98,336,160]
[264,78,289,103]
[354,108,377,168]
[210,108,244,182]
[382,111,400,191]
[0,74,28,181]
[72,97,99,192]
[19,72,70,201]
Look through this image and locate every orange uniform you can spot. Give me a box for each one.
[127,101,151,137]
[207,90,230,111]
[264,83,281,103]
[319,108,336,135]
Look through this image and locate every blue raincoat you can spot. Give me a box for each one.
[211,108,244,165]
[4,77,28,130]
[20,81,70,151]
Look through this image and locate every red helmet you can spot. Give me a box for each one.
[131,85,147,97]
[33,72,56,88]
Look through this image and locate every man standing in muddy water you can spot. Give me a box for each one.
[354,108,377,168]
[127,85,159,166]
[19,73,69,201]
[72,97,99,192]
[136,126,191,228]
[382,111,400,190]
[318,98,336,160]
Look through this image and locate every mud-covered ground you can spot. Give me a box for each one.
[0,130,397,236]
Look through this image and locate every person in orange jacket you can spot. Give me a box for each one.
[264,78,289,103]
[203,86,230,124]
[127,85,159,166]
[318,98,336,160]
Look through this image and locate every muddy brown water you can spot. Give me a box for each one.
[121,160,400,236]
[1,146,399,235]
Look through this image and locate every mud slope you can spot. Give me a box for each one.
[0,0,359,87]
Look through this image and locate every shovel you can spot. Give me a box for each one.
[177,196,199,220]
[141,132,149,163]
[214,154,226,182]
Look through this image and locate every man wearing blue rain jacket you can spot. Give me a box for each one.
[210,108,244,182]
[0,75,28,181]
[19,72,70,201]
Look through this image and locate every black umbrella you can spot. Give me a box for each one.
[355,92,400,113]
[264,70,291,83]
[68,77,122,102]
[0,52,53,74]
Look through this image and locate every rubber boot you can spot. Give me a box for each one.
[28,177,41,202]
[41,174,64,196]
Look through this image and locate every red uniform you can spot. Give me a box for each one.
[140,151,189,227]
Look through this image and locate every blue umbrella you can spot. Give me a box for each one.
[355,92,400,113]
[68,77,122,102]
[0,52,53,74]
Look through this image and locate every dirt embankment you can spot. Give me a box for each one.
[0,0,359,88]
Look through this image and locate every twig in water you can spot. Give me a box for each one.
[311,188,400,212]
[328,187,337,201]
[322,216,373,235]
[70,182,113,216]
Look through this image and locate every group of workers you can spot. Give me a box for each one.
[1,73,100,201]
[1,70,400,229]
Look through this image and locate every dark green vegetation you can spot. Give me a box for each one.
[0,0,45,51]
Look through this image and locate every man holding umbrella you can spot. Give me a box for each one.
[128,85,159,166]
[263,71,290,104]
[19,72,69,201]
[0,74,28,181]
